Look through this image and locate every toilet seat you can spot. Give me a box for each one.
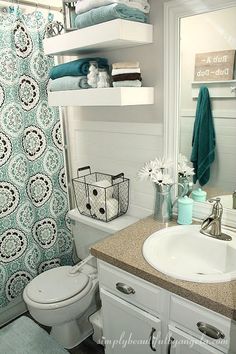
[25,266,92,304]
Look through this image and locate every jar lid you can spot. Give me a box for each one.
[192,188,207,197]
[178,195,193,205]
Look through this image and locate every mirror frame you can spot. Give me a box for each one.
[164,0,236,228]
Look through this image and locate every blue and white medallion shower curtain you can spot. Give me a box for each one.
[0,10,73,308]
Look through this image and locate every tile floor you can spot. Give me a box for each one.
[2,313,104,354]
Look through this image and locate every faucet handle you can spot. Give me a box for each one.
[208,197,221,203]
[208,198,223,217]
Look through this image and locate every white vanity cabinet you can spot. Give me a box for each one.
[98,260,164,353]
[101,289,161,353]
[98,260,236,354]
[168,326,223,354]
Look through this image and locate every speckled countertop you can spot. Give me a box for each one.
[91,216,236,320]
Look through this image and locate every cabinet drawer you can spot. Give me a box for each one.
[170,295,236,353]
[98,260,162,315]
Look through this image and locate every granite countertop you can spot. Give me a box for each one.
[91,216,236,320]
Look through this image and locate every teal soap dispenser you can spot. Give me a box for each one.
[191,188,207,202]
[177,196,193,225]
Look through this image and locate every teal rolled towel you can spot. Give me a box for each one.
[75,3,147,29]
[48,76,90,91]
[50,57,108,80]
[191,86,216,186]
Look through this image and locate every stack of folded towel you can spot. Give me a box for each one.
[48,57,108,92]
[111,61,142,87]
[74,0,150,29]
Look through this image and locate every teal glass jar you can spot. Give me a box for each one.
[191,188,207,202]
[177,196,193,225]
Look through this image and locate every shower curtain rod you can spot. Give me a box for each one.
[0,0,62,12]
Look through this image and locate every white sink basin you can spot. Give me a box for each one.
[142,225,236,283]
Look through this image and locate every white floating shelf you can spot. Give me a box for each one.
[192,80,236,98]
[48,87,154,106]
[43,19,153,56]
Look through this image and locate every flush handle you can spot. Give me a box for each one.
[197,322,225,340]
[116,282,135,295]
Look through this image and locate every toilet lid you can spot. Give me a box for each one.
[26,266,90,304]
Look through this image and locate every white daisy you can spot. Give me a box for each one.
[138,160,158,180]
[178,153,188,165]
[154,157,173,170]
[178,162,195,177]
[151,171,173,185]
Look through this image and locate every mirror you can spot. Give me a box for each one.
[164,0,236,223]
[179,7,236,209]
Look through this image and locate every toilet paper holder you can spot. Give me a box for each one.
[72,166,130,222]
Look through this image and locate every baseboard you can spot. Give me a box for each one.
[0,298,27,327]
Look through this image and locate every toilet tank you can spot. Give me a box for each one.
[68,210,139,260]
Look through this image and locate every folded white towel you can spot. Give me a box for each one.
[112,61,140,69]
[113,80,142,87]
[75,0,150,14]
[112,68,141,75]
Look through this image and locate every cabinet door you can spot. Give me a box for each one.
[101,289,161,354]
[168,326,224,354]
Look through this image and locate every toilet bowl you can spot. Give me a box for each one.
[23,262,99,349]
[23,211,138,349]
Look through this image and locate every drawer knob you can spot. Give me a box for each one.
[197,322,225,340]
[116,282,135,295]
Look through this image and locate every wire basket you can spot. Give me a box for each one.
[72,166,130,222]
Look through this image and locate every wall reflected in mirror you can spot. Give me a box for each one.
[179,7,236,210]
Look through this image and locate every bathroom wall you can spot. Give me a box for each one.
[65,0,165,218]
[179,7,236,196]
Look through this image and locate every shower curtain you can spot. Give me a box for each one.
[0,9,73,308]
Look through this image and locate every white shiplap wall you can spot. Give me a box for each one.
[68,119,163,218]
[64,0,165,218]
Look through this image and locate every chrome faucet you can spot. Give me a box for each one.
[200,198,232,241]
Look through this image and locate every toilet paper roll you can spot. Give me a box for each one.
[88,179,114,201]
[77,198,92,215]
[91,198,119,221]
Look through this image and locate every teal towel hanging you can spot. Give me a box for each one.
[190,86,215,186]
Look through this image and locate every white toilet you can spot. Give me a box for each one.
[23,211,137,349]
